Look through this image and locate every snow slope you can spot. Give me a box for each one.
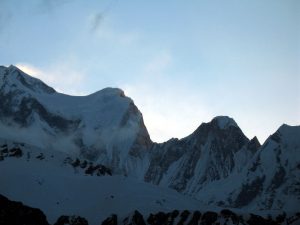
[0,140,205,225]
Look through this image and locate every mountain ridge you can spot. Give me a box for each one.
[0,64,299,216]
[0,65,287,144]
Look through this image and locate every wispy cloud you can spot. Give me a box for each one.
[90,13,104,32]
[89,0,119,33]
[16,61,88,96]
[89,15,140,46]
[37,0,72,13]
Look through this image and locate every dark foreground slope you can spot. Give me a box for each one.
[1,194,300,225]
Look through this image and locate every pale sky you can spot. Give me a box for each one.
[0,0,299,143]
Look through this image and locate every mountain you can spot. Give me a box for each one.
[230,124,300,210]
[144,119,300,211]
[177,124,300,212]
[0,65,300,224]
[0,65,152,178]
[145,116,260,194]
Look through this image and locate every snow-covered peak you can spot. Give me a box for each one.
[91,87,125,98]
[269,124,300,150]
[7,64,19,71]
[211,116,238,129]
[0,65,152,175]
[190,116,240,139]
[277,124,300,139]
[0,65,56,94]
[246,136,261,154]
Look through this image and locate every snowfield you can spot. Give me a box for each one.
[0,141,205,225]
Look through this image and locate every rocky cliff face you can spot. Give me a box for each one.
[229,124,300,210]
[145,116,260,195]
[189,124,300,211]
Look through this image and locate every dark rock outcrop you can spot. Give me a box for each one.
[220,209,239,224]
[247,214,277,225]
[187,211,201,225]
[234,176,265,207]
[200,211,218,225]
[64,157,112,176]
[123,210,146,225]
[100,210,300,225]
[0,194,49,225]
[147,212,170,225]
[54,215,89,225]
[0,146,23,161]
[102,214,118,225]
